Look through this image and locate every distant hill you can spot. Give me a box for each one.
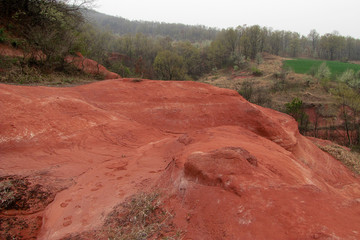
[84,10,219,42]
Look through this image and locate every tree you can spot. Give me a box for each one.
[175,41,202,79]
[285,98,309,134]
[0,0,95,69]
[236,80,253,101]
[308,29,319,57]
[268,30,282,55]
[153,50,186,80]
[289,32,300,57]
[315,62,331,82]
[331,84,360,145]
[319,32,345,60]
[338,69,360,88]
[240,25,263,59]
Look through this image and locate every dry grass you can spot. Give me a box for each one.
[316,144,360,175]
[198,54,338,114]
[0,55,98,86]
[0,180,15,210]
[103,192,183,240]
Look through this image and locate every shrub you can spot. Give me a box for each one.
[308,64,318,77]
[316,62,331,80]
[109,61,131,77]
[338,69,360,88]
[272,68,290,92]
[254,87,272,108]
[273,67,290,81]
[236,80,253,101]
[285,97,309,133]
[0,28,6,43]
[251,66,263,76]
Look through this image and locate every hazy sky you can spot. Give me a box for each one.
[95,0,360,38]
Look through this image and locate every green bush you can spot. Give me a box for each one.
[308,64,318,77]
[316,62,331,80]
[338,69,360,88]
[251,66,263,76]
[254,87,272,108]
[0,28,7,43]
[236,80,253,101]
[109,61,131,77]
[285,97,309,133]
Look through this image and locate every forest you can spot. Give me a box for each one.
[2,0,360,80]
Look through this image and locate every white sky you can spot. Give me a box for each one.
[94,0,360,38]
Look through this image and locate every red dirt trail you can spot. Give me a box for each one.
[1,79,360,239]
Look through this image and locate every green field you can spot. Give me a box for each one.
[283,59,360,79]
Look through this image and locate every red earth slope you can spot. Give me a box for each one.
[0,44,119,79]
[1,79,360,239]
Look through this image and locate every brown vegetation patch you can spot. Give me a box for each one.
[64,192,182,240]
[316,144,360,175]
[0,176,54,212]
[0,176,54,239]
[0,175,72,239]
[103,192,181,240]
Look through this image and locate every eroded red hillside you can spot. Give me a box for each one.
[1,79,360,239]
[0,44,119,79]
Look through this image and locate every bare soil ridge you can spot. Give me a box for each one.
[1,79,360,239]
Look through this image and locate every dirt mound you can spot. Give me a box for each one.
[1,79,360,239]
[0,45,119,80]
[64,52,120,79]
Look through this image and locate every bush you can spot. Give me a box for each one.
[273,67,289,81]
[109,61,131,77]
[316,62,331,80]
[251,66,263,76]
[308,64,318,77]
[272,68,290,92]
[0,28,6,43]
[285,97,309,133]
[236,80,253,101]
[338,69,360,88]
[253,87,272,108]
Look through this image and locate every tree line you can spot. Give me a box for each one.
[73,24,360,80]
[209,26,360,64]
[85,10,218,42]
[2,1,360,80]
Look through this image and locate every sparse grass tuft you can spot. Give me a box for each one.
[103,192,182,240]
[316,144,360,175]
[251,66,263,76]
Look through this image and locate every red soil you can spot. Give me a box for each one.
[64,52,120,79]
[1,79,360,239]
[0,45,119,79]
[0,44,23,58]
